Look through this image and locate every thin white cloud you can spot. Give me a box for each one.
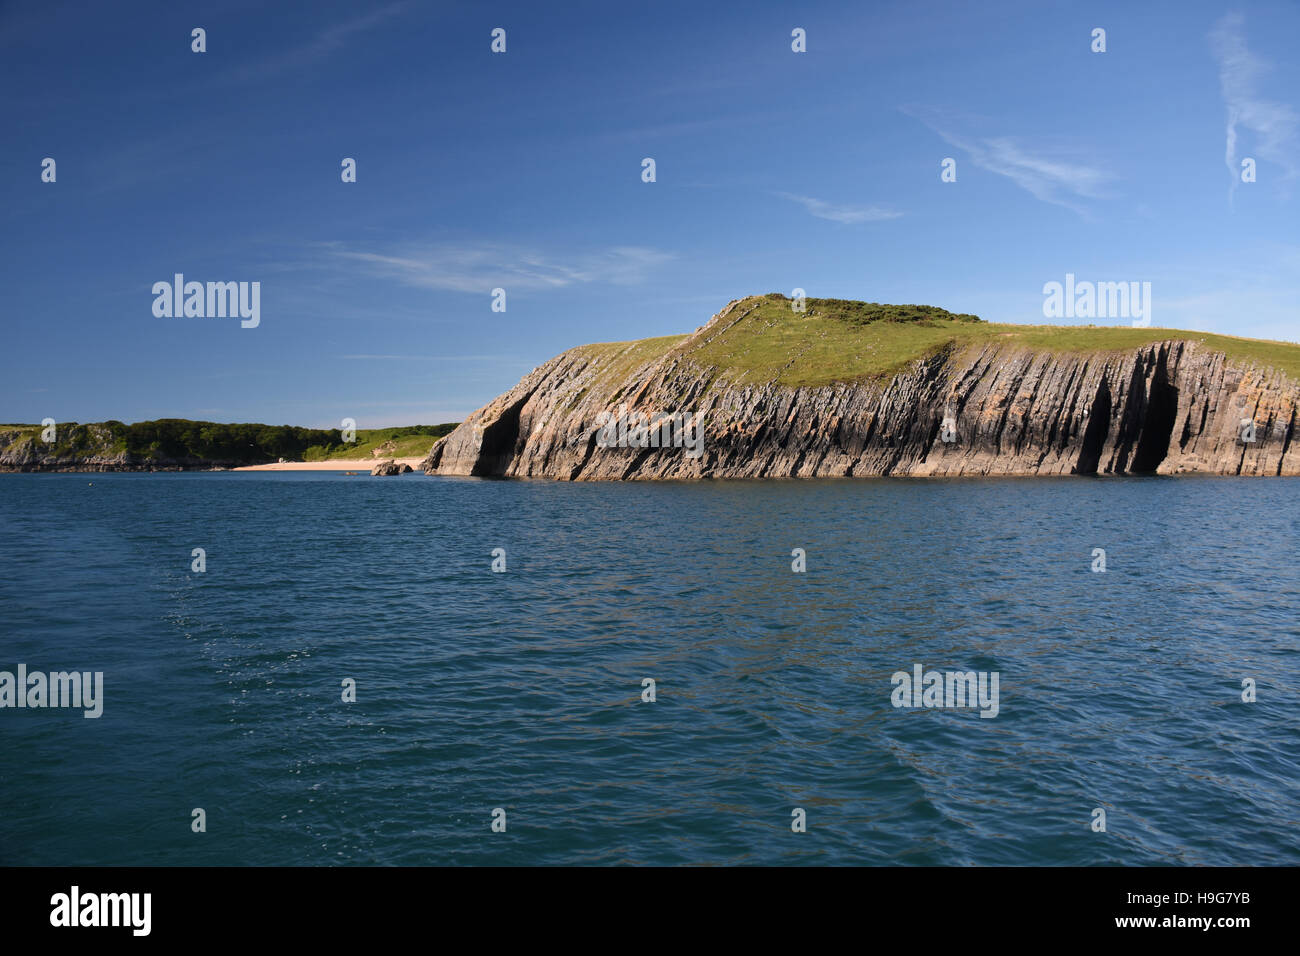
[331,242,674,293]
[775,192,902,223]
[220,3,411,87]
[902,107,1111,216]
[1209,13,1300,204]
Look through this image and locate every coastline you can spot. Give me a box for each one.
[0,457,428,474]
[233,457,426,472]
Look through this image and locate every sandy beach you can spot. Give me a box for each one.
[232,457,426,472]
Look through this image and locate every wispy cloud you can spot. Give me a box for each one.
[330,242,674,293]
[219,3,411,87]
[1209,13,1300,205]
[775,192,902,224]
[902,107,1111,216]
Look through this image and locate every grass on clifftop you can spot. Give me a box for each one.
[571,335,690,388]
[664,293,1300,387]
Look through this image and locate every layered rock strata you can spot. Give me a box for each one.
[424,299,1299,479]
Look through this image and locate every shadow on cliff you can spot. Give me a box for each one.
[1074,350,1178,475]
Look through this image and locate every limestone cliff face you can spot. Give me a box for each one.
[424,299,1300,480]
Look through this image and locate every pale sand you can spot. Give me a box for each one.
[232,457,426,472]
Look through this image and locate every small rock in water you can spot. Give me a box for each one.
[370,459,412,476]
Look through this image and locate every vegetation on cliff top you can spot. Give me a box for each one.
[299,425,458,461]
[578,294,1300,388]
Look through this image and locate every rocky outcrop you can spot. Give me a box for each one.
[370,459,412,476]
[424,298,1300,479]
[0,424,249,472]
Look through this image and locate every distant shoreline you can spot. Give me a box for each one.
[0,456,428,474]
[0,421,455,474]
[233,458,425,472]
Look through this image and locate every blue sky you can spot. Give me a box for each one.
[2,0,1297,427]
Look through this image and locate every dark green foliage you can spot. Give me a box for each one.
[806,298,982,325]
[760,293,980,325]
[122,419,341,462]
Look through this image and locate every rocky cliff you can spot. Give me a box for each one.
[423,296,1300,479]
[0,424,198,472]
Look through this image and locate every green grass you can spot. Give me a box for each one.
[994,325,1300,380]
[302,425,457,461]
[658,295,1300,388]
[571,335,691,387]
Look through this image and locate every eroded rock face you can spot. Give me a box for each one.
[424,304,1300,480]
[370,459,412,476]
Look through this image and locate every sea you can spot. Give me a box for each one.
[1,472,1297,865]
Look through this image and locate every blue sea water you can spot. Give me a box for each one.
[0,472,1297,866]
